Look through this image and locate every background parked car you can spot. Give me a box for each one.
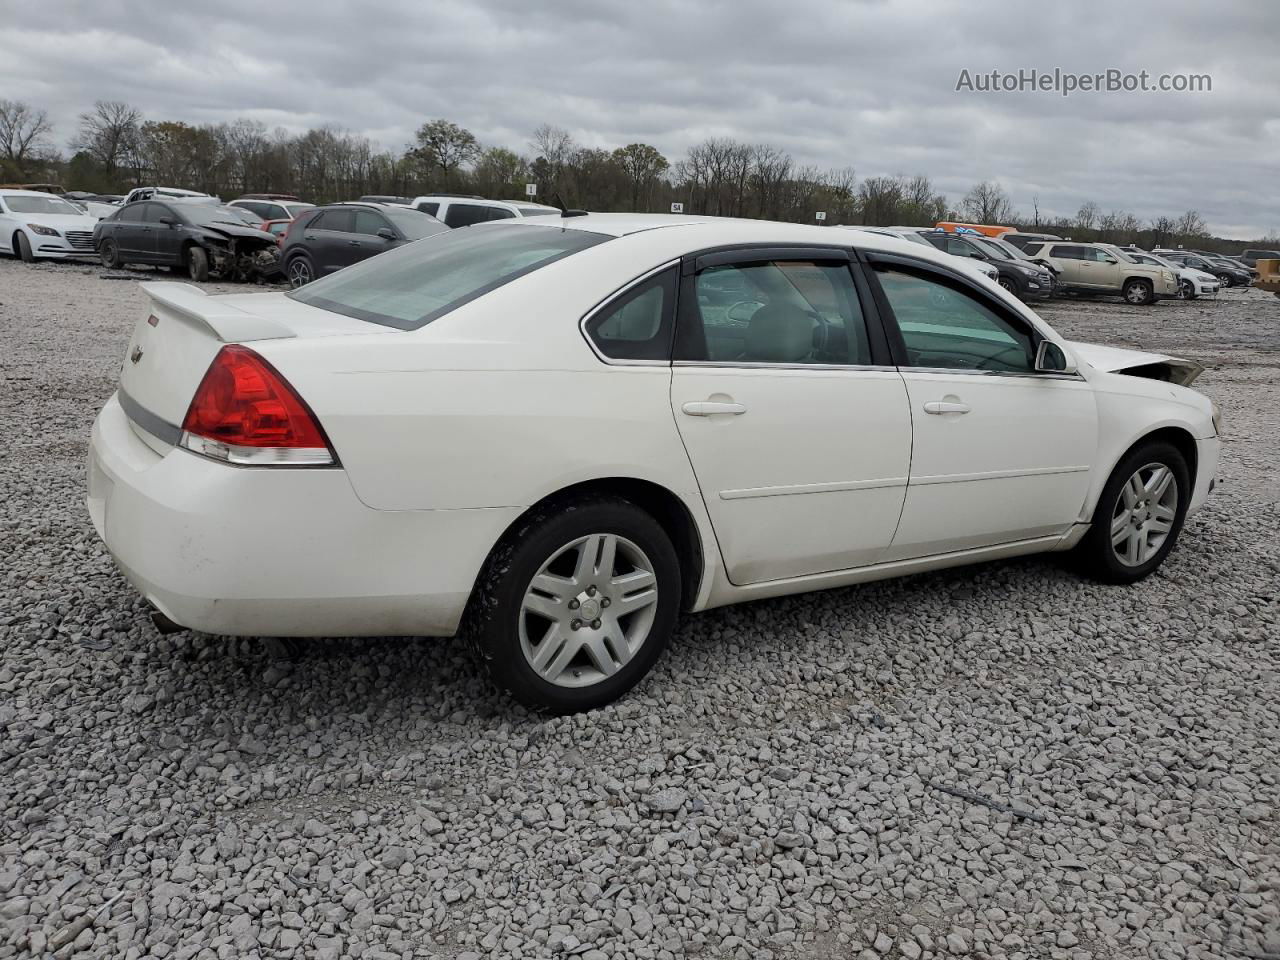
[229,194,315,222]
[0,188,98,261]
[409,194,560,227]
[280,202,448,286]
[1027,241,1177,304]
[1240,248,1280,269]
[1001,231,1063,252]
[849,226,1001,283]
[920,230,1053,300]
[122,186,218,206]
[357,195,413,205]
[94,199,280,281]
[1114,247,1219,299]
[1155,250,1252,288]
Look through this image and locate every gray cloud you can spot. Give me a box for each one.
[3,0,1277,236]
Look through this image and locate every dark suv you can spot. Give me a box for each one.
[922,231,1054,300]
[1155,250,1253,288]
[281,203,447,286]
[1241,249,1280,269]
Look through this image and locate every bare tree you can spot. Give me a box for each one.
[960,181,1016,224]
[71,100,142,179]
[1174,209,1208,243]
[1074,201,1100,235]
[0,99,53,177]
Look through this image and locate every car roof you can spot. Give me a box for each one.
[0,188,81,197]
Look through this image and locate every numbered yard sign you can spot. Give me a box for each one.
[525,183,537,197]
[671,202,684,214]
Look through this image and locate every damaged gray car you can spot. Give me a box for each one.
[93,199,281,282]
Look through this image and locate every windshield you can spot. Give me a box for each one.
[381,206,448,240]
[1104,247,1138,263]
[222,206,264,225]
[290,223,610,330]
[180,205,262,229]
[968,236,1015,261]
[4,195,83,216]
[284,203,314,217]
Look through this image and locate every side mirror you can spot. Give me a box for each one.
[1035,340,1077,375]
[376,228,396,241]
[158,216,175,226]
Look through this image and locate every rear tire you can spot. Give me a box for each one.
[1123,278,1154,305]
[1073,440,1190,584]
[15,231,34,263]
[286,253,314,287]
[186,245,209,282]
[466,496,681,714]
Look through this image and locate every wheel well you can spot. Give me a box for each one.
[1119,427,1198,487]
[491,478,705,612]
[1123,275,1153,288]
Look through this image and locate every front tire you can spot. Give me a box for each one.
[186,245,210,282]
[997,277,1018,296]
[1074,441,1190,584]
[467,497,681,713]
[99,238,122,269]
[1123,278,1154,305]
[1177,279,1196,300]
[1215,273,1233,288]
[15,232,34,263]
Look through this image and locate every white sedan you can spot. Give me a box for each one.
[88,215,1221,712]
[0,189,99,261]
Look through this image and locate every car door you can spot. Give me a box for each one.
[303,209,356,274]
[669,246,913,584]
[1044,244,1087,287]
[0,198,13,252]
[351,209,397,263]
[1081,247,1123,289]
[866,256,1098,560]
[111,203,149,260]
[145,202,184,265]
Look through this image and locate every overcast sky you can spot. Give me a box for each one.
[4,0,1278,237]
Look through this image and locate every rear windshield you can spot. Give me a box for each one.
[289,223,609,330]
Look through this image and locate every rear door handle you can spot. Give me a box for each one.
[923,400,971,415]
[682,401,747,417]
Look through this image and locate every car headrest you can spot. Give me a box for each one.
[745,303,814,363]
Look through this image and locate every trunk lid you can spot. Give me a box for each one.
[119,282,386,442]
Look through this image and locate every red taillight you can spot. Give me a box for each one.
[180,345,335,466]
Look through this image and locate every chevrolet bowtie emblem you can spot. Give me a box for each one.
[130,346,144,364]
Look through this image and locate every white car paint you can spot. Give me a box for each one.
[1121,249,1220,298]
[87,214,1219,646]
[0,189,99,259]
[408,194,560,227]
[123,186,218,206]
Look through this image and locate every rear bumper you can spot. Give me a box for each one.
[87,393,518,637]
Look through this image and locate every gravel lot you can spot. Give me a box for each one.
[1,258,1277,960]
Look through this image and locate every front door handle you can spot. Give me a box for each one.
[682,401,747,417]
[348,240,361,246]
[923,400,971,415]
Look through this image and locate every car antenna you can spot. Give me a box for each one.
[552,192,588,218]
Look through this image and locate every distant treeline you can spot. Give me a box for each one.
[2,98,1273,251]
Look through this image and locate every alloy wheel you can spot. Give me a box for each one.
[287,259,312,287]
[518,533,659,688]
[1110,462,1179,566]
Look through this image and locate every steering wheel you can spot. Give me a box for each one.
[725,300,765,322]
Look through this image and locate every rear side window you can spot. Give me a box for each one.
[312,209,354,232]
[290,224,609,330]
[445,204,513,228]
[584,268,677,361]
[676,259,872,366]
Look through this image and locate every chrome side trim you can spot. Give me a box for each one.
[578,259,681,367]
[673,361,901,373]
[901,367,1087,382]
[911,465,1091,486]
[720,477,908,500]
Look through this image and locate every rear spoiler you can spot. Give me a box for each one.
[140,282,296,343]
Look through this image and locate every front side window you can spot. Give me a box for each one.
[290,223,609,330]
[353,210,389,236]
[141,203,171,223]
[875,266,1036,373]
[584,268,677,361]
[416,201,440,216]
[676,259,872,365]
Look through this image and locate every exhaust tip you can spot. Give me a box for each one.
[150,609,185,635]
